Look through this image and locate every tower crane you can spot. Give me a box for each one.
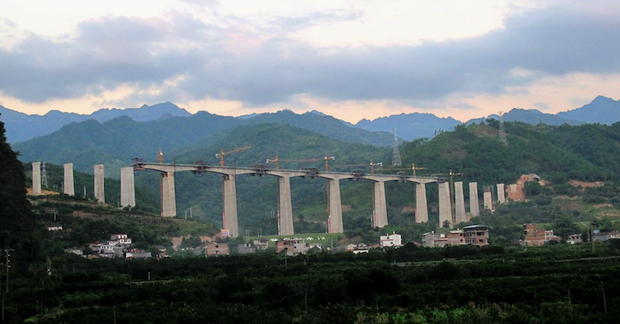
[324,153,335,171]
[332,160,383,174]
[215,145,251,166]
[266,155,322,170]
[379,163,426,176]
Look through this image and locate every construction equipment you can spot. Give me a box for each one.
[369,161,383,174]
[379,163,426,176]
[215,145,251,166]
[132,157,145,171]
[324,153,335,171]
[266,155,321,170]
[333,161,383,174]
[192,160,209,174]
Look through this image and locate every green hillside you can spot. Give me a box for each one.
[134,123,391,235]
[399,121,615,185]
[12,117,620,240]
[25,162,159,214]
[13,112,240,175]
[13,110,396,177]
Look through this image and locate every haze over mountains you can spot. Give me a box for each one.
[3,96,620,145]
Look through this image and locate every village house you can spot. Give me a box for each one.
[380,232,402,247]
[206,242,229,256]
[238,242,256,254]
[110,234,132,245]
[422,226,489,247]
[523,224,560,246]
[422,232,442,247]
[275,239,312,256]
[47,223,63,231]
[463,225,489,246]
[446,230,465,246]
[593,230,620,242]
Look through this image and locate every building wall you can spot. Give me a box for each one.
[463,226,489,246]
[206,243,229,256]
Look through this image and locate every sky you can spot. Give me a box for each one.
[1,0,620,123]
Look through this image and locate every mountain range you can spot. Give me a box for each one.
[4,96,620,145]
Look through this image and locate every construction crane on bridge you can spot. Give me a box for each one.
[266,155,322,170]
[215,145,251,166]
[332,160,383,174]
[324,153,335,171]
[380,163,426,176]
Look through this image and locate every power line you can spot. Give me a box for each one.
[498,111,508,146]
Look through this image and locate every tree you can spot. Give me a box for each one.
[0,113,41,263]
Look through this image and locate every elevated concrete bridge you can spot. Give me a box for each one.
[133,161,445,237]
[34,161,500,235]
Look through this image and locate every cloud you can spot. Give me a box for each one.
[1,5,620,108]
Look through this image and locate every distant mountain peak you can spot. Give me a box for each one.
[305,110,327,117]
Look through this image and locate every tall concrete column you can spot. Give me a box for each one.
[438,182,452,228]
[94,164,105,203]
[372,180,388,228]
[415,183,428,223]
[161,171,176,217]
[483,186,493,211]
[63,163,74,196]
[469,182,480,217]
[278,175,295,236]
[327,178,344,233]
[497,183,506,204]
[120,167,135,208]
[32,162,41,195]
[454,181,466,225]
[222,174,239,237]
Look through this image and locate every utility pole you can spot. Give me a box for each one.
[590,211,595,253]
[4,249,11,293]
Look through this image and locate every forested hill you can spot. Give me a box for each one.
[398,121,619,185]
[244,109,395,146]
[132,123,390,234]
[12,111,396,175]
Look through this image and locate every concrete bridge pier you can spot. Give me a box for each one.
[483,186,493,211]
[327,178,343,233]
[372,180,388,228]
[120,167,135,208]
[161,171,176,217]
[454,181,466,225]
[415,183,429,223]
[222,174,239,236]
[321,174,353,233]
[469,182,480,217]
[32,162,41,195]
[497,183,506,204]
[94,164,105,203]
[64,163,74,196]
[438,181,452,228]
[277,175,295,235]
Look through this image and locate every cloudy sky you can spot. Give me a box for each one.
[1,0,619,123]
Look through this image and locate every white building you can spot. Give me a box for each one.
[110,234,132,245]
[380,232,402,247]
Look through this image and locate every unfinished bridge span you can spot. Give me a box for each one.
[133,161,443,237]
